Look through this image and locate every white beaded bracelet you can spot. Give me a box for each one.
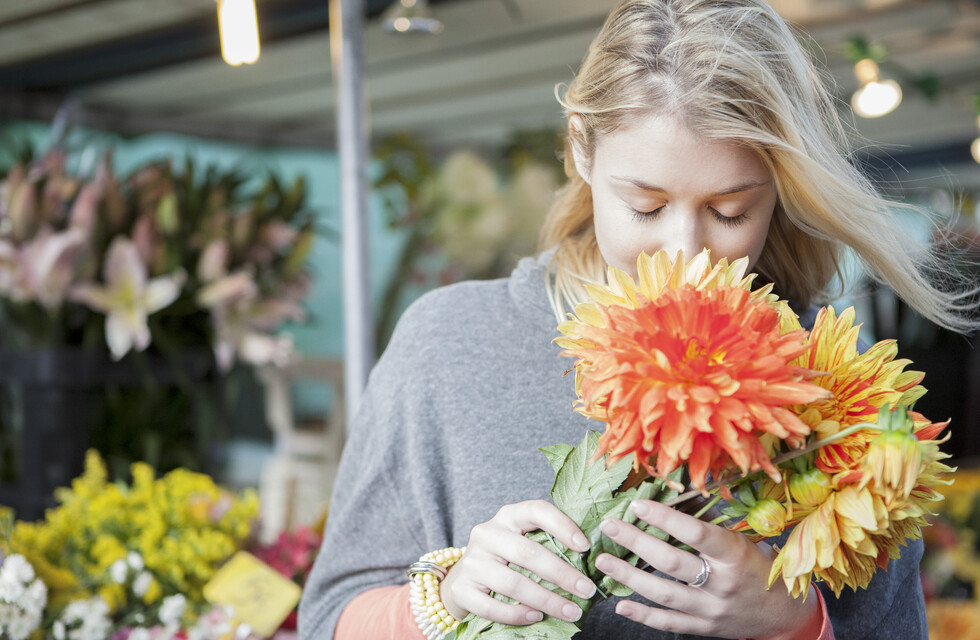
[407,546,466,640]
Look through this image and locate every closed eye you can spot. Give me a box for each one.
[710,207,748,228]
[630,205,665,222]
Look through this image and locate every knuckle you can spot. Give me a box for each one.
[493,504,516,521]
[685,527,709,547]
[511,542,537,567]
[469,523,492,546]
[499,570,524,595]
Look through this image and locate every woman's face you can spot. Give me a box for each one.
[575,114,778,276]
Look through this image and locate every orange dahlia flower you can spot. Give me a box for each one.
[556,250,831,494]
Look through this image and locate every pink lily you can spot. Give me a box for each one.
[70,237,185,359]
[24,227,87,309]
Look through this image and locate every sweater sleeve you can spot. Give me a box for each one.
[334,584,422,640]
[297,293,458,640]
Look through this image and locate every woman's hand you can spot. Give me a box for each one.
[594,499,823,640]
[440,500,598,626]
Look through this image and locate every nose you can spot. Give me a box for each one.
[658,208,704,261]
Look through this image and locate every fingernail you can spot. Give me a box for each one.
[595,555,612,573]
[526,611,543,623]
[576,578,597,599]
[563,604,582,621]
[630,501,649,517]
[600,519,620,536]
[572,533,590,552]
[618,602,635,618]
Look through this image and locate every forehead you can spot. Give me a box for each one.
[594,113,770,189]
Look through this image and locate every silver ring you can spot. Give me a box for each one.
[407,561,447,580]
[688,556,711,589]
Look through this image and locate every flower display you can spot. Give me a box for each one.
[0,450,259,637]
[452,249,954,640]
[920,467,980,602]
[0,151,314,368]
[0,553,47,640]
[249,525,325,632]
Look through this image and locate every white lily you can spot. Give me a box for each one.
[70,237,185,359]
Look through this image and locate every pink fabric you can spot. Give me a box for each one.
[334,581,834,640]
[334,583,423,640]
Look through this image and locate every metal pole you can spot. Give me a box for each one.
[329,0,374,431]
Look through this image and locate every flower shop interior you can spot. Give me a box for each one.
[0,0,979,637]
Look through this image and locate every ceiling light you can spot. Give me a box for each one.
[851,59,902,118]
[381,0,443,34]
[218,0,261,66]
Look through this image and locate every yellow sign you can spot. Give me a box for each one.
[204,551,302,638]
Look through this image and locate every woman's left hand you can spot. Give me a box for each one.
[594,499,822,640]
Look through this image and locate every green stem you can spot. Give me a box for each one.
[692,495,721,520]
[664,421,882,507]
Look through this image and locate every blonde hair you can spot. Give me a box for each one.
[540,0,976,334]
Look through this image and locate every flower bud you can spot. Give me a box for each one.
[863,429,922,498]
[789,468,833,507]
[745,498,787,537]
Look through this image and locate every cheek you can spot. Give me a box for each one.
[738,207,776,268]
[592,198,643,272]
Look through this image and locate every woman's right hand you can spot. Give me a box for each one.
[440,500,598,625]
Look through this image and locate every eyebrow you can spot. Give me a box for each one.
[611,176,771,196]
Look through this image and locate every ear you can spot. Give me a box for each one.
[567,114,592,186]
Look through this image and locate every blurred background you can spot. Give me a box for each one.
[0,0,979,634]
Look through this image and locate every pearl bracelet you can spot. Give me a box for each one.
[407,546,466,640]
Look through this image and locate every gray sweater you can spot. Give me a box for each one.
[298,254,928,639]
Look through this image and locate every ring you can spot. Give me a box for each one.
[688,556,711,589]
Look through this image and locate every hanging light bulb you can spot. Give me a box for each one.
[381,0,444,34]
[851,59,902,118]
[971,115,980,164]
[218,0,261,66]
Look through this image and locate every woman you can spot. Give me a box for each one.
[299,1,973,638]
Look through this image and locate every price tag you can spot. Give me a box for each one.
[204,551,302,638]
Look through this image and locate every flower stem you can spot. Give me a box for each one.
[692,495,721,520]
[663,421,882,507]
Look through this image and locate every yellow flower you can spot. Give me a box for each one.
[792,306,925,474]
[5,450,259,620]
[99,583,127,612]
[771,413,953,597]
[141,576,162,605]
[859,428,922,501]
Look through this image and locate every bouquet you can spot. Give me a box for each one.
[452,249,954,639]
[0,450,257,639]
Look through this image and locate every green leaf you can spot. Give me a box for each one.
[478,618,582,639]
[722,503,750,518]
[550,431,632,525]
[450,611,580,640]
[539,443,573,475]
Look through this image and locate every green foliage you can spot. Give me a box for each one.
[451,432,680,640]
